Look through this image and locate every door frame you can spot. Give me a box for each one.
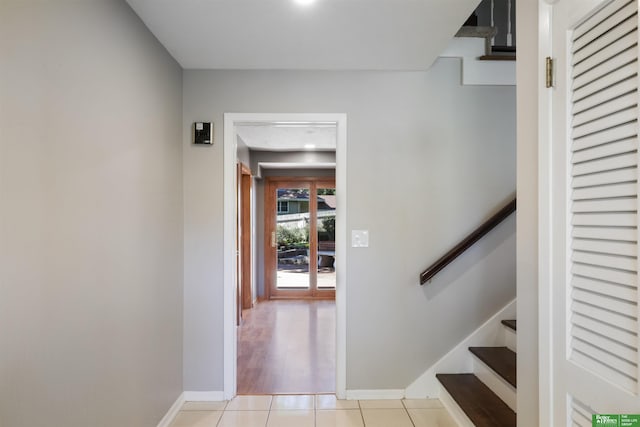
[223,113,348,400]
[239,163,253,310]
[538,1,554,424]
[265,176,336,300]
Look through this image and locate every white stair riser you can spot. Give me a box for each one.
[472,357,517,412]
[439,385,475,427]
[504,326,517,352]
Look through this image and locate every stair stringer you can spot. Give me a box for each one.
[440,37,516,86]
[404,298,516,399]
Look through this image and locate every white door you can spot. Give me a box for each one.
[549,0,640,424]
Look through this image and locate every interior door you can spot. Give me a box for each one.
[549,0,640,423]
[265,177,336,299]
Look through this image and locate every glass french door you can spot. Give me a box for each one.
[265,177,336,299]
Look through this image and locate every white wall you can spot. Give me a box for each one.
[183,61,516,392]
[236,136,251,167]
[0,2,183,426]
[516,0,540,424]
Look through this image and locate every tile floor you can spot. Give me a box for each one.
[169,394,457,427]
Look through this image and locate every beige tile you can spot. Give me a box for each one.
[266,410,315,427]
[271,394,315,410]
[217,410,269,427]
[361,408,414,427]
[225,395,272,411]
[316,394,360,410]
[169,410,223,427]
[181,401,227,411]
[402,399,443,409]
[316,409,364,427]
[358,399,404,409]
[407,408,457,427]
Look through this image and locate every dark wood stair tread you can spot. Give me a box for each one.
[479,54,516,61]
[469,346,516,388]
[437,373,516,427]
[501,319,517,331]
[492,45,516,53]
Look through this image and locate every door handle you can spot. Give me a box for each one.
[271,231,276,248]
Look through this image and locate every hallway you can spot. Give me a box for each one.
[237,300,335,394]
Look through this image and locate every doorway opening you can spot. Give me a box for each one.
[223,113,347,399]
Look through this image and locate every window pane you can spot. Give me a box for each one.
[317,187,336,289]
[276,187,310,289]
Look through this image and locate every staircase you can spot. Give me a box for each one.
[414,199,517,425]
[437,319,517,427]
[439,0,516,86]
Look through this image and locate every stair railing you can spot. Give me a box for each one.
[420,198,516,284]
[465,0,515,52]
[491,0,514,47]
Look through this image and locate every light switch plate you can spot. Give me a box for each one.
[351,230,369,247]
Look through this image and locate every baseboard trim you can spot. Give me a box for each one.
[183,391,226,401]
[345,389,405,400]
[405,298,516,399]
[156,392,185,427]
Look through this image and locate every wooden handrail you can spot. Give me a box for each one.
[420,198,516,285]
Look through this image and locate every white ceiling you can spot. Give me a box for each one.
[126,0,478,70]
[236,122,337,151]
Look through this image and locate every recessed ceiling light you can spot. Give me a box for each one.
[294,0,315,6]
[304,144,316,150]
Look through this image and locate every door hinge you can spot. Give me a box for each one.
[546,57,554,88]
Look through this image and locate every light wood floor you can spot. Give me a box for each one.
[237,299,335,395]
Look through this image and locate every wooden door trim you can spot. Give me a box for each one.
[265,176,336,300]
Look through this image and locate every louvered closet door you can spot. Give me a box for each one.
[550,0,640,424]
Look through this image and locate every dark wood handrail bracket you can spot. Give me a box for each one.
[420,198,516,285]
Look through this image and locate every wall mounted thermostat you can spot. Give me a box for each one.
[193,122,213,145]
